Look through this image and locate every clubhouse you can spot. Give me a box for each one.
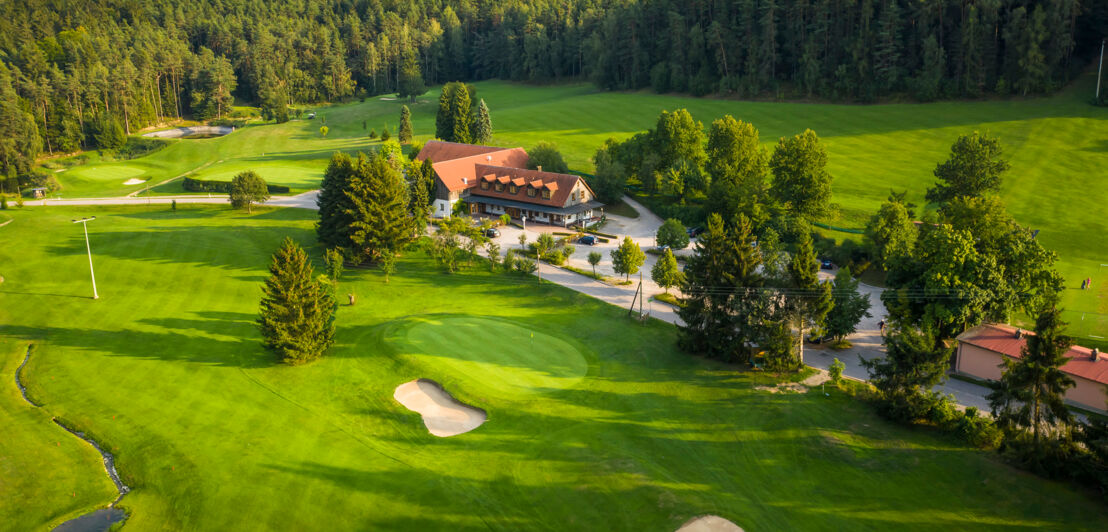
[955,323,1108,413]
[415,140,604,227]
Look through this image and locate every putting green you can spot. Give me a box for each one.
[389,316,589,396]
[68,164,145,181]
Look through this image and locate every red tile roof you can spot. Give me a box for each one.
[416,140,529,192]
[958,323,1108,385]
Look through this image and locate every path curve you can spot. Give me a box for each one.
[15,347,131,508]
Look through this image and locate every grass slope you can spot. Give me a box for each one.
[0,341,118,530]
[1,205,1106,530]
[49,75,1107,336]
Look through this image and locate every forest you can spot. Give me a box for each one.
[0,0,1105,192]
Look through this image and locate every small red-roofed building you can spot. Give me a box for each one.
[955,323,1108,413]
[415,140,603,226]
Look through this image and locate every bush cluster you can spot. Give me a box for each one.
[183,176,290,194]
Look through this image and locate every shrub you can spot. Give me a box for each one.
[515,257,537,274]
[829,358,845,383]
[183,176,290,194]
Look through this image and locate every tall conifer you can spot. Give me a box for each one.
[398,105,413,143]
[450,83,472,144]
[258,238,336,365]
[317,152,357,249]
[345,153,412,263]
[472,98,493,144]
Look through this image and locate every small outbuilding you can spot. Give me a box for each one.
[955,323,1108,413]
[31,188,47,198]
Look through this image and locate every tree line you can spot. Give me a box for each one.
[3,1,1104,193]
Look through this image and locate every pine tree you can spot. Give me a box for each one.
[471,98,493,144]
[317,152,357,249]
[436,82,456,140]
[825,268,872,342]
[396,48,426,103]
[409,168,431,236]
[257,238,336,365]
[780,231,833,368]
[345,153,412,263]
[449,82,472,144]
[862,325,952,422]
[678,213,762,361]
[988,305,1076,461]
[398,105,413,143]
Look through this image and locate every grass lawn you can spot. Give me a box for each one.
[2,204,1107,530]
[46,74,1107,336]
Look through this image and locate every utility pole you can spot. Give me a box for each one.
[72,216,98,299]
[1098,39,1106,102]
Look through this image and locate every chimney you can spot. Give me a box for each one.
[1093,348,1101,361]
[462,177,468,185]
[537,165,543,172]
[486,155,492,161]
[1014,328,1023,339]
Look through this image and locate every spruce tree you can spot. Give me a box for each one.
[409,169,431,236]
[780,231,833,367]
[345,153,413,263]
[398,105,413,143]
[678,213,763,361]
[472,98,493,144]
[317,152,357,249]
[988,305,1076,460]
[449,83,472,144]
[436,82,457,140]
[258,238,336,365]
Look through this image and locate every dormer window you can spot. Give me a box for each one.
[542,189,551,199]
[481,181,489,190]
[527,187,536,197]
[509,184,518,194]
[495,183,504,192]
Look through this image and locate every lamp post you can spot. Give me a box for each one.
[72,216,98,299]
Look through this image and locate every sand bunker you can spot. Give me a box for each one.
[123,178,146,185]
[677,515,743,532]
[754,383,808,394]
[393,379,486,437]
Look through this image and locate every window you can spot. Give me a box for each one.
[509,184,517,194]
[542,189,551,199]
[495,183,504,192]
[527,187,536,197]
[439,203,444,212]
[481,181,489,190]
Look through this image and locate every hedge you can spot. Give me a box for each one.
[183,176,290,194]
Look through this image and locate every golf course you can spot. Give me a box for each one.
[40,72,1108,340]
[2,205,1107,530]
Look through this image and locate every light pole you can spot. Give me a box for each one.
[72,216,98,299]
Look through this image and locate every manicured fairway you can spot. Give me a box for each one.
[45,74,1108,337]
[2,205,1107,530]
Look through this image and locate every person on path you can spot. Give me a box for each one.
[1082,279,1088,290]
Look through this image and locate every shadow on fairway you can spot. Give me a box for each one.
[1,323,273,368]
[45,225,316,272]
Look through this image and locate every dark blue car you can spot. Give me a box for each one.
[579,235,598,245]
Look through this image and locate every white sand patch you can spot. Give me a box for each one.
[393,379,486,437]
[379,96,397,101]
[677,515,743,532]
[123,178,146,186]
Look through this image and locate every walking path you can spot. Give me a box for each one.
[27,190,992,408]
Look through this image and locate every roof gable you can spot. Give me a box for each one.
[958,324,1108,385]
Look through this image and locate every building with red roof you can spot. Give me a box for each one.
[416,140,603,226]
[955,323,1108,412]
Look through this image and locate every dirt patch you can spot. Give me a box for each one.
[677,515,743,532]
[754,383,808,394]
[801,371,830,387]
[393,379,486,437]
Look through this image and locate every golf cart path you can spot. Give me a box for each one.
[28,190,991,409]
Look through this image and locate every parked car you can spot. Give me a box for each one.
[820,258,834,270]
[806,332,834,344]
[686,227,703,238]
[483,227,501,238]
[656,245,671,253]
[578,235,598,246]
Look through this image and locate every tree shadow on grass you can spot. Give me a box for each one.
[45,225,316,272]
[0,323,273,368]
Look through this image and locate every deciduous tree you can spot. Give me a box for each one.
[651,248,684,293]
[769,129,832,219]
[925,132,1009,204]
[825,268,872,342]
[655,218,690,249]
[229,171,270,212]
[527,141,569,173]
[610,236,645,280]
